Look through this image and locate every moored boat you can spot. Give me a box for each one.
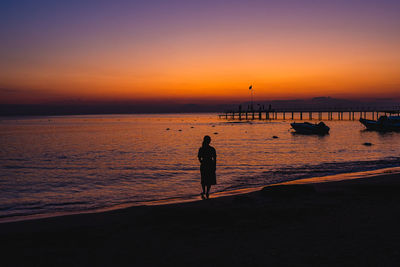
[290,122,330,135]
[359,115,400,131]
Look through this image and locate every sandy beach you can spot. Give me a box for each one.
[2,171,400,266]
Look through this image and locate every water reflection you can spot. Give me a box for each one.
[0,114,400,220]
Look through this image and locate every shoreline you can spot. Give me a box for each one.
[2,168,400,265]
[2,166,400,224]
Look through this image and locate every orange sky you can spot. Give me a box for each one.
[1,1,400,104]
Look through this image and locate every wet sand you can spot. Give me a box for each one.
[2,172,400,266]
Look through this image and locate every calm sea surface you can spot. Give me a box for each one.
[1,113,400,221]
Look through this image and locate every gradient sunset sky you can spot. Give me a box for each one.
[1,0,400,104]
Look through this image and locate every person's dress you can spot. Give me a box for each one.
[198,145,216,185]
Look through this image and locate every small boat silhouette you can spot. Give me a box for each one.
[360,116,400,132]
[291,122,330,135]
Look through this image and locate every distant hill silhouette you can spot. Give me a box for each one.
[1,97,399,116]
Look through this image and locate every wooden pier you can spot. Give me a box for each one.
[219,108,400,121]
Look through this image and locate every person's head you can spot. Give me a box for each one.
[202,135,211,147]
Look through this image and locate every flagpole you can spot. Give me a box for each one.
[249,85,253,111]
[251,89,253,111]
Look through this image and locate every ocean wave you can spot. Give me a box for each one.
[229,157,400,190]
[3,165,98,170]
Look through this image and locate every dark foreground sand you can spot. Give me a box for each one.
[2,173,400,267]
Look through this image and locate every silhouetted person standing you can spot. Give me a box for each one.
[198,135,216,199]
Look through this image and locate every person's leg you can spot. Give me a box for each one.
[206,185,211,199]
[201,184,206,199]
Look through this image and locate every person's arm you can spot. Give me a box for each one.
[213,148,217,166]
[198,148,202,163]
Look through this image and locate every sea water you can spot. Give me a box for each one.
[1,113,400,221]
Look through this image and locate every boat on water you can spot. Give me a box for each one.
[290,122,330,135]
[359,115,400,131]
